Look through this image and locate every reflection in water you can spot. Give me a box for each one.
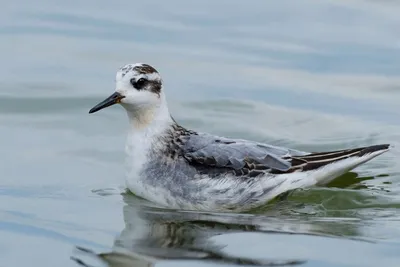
[71,187,378,267]
[72,198,305,266]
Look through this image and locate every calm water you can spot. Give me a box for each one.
[1,1,400,266]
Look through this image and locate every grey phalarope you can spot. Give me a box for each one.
[89,63,390,212]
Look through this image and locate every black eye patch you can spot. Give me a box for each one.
[130,78,147,90]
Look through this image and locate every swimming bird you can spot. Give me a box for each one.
[89,63,390,212]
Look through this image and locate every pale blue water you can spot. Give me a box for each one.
[1,1,400,266]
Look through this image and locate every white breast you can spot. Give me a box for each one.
[124,128,154,197]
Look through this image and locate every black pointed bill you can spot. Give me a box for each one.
[89,92,125,114]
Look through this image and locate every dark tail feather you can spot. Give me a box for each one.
[276,144,390,173]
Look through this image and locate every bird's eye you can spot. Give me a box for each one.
[131,78,147,90]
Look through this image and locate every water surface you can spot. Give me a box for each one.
[1,1,400,266]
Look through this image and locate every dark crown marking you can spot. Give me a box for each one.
[120,63,158,78]
[134,64,158,75]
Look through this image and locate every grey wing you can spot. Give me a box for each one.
[182,133,309,172]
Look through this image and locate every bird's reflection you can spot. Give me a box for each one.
[71,184,376,267]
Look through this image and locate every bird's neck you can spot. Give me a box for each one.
[125,99,174,144]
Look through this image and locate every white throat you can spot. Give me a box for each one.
[123,93,173,143]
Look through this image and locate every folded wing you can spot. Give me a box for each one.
[182,133,309,172]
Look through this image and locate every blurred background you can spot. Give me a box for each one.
[1,0,400,266]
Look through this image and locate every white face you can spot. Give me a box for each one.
[117,63,163,112]
[89,63,163,114]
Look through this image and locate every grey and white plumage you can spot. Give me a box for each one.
[89,63,391,212]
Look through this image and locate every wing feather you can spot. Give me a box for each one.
[182,133,307,172]
[180,131,389,176]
